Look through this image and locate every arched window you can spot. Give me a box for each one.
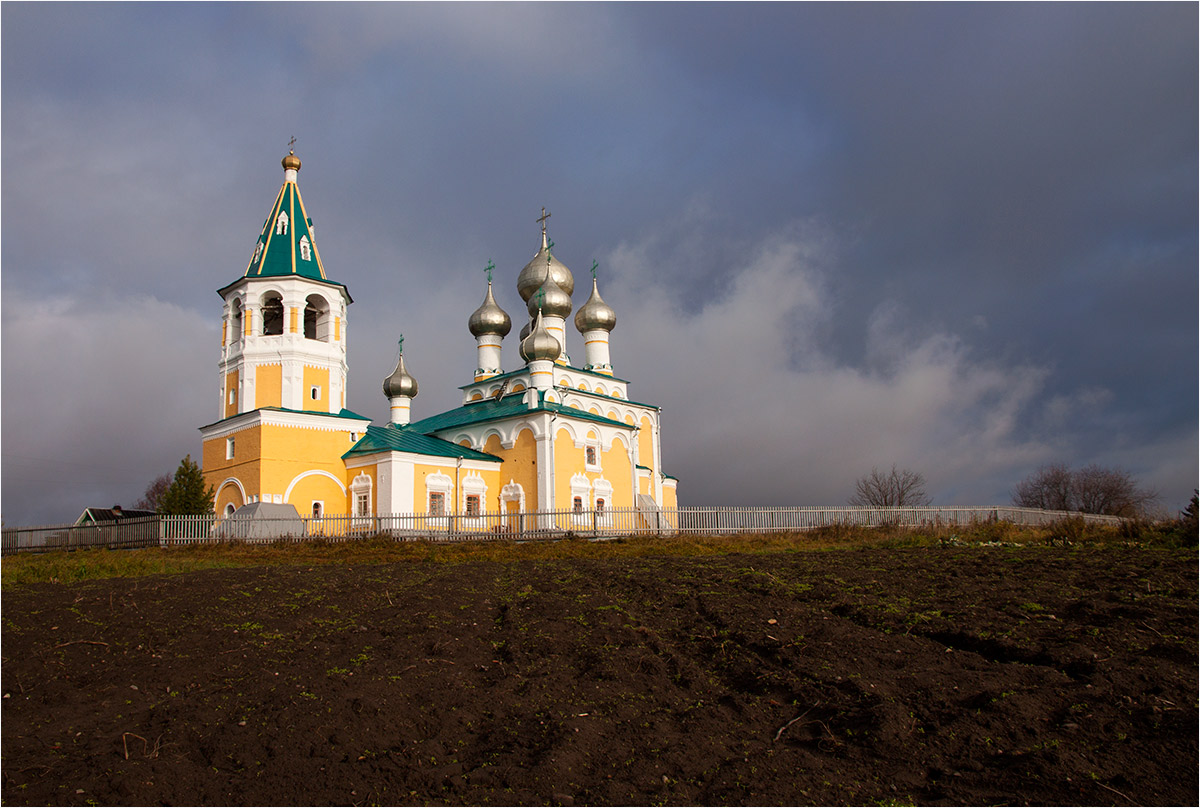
[350,473,372,526]
[230,300,243,342]
[276,210,289,235]
[304,294,330,341]
[261,293,284,336]
[299,235,312,261]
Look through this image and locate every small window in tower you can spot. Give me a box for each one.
[349,432,358,443]
[465,495,481,516]
[299,235,311,261]
[228,388,236,406]
[310,386,321,401]
[276,210,289,235]
[252,241,263,265]
[226,438,235,459]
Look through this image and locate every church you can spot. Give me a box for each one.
[200,149,677,529]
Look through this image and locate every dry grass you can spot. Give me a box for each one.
[0,519,1142,588]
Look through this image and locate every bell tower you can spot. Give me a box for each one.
[216,149,352,417]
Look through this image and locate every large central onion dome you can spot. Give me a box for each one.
[383,351,418,398]
[526,274,572,320]
[519,310,561,363]
[468,281,512,337]
[517,231,575,302]
[575,276,616,332]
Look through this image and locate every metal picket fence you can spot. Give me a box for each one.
[1,505,1123,555]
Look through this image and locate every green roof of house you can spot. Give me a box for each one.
[407,392,634,435]
[241,161,343,286]
[343,424,500,462]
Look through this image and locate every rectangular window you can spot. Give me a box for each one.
[596,498,606,514]
[355,492,369,517]
[573,496,584,513]
[585,446,597,465]
[226,438,235,459]
[465,495,480,516]
[428,492,445,515]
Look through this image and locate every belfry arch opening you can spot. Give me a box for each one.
[304,294,331,341]
[261,293,284,336]
[230,299,243,342]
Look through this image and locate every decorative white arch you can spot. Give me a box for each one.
[555,421,581,444]
[283,469,348,503]
[214,477,248,509]
[450,432,477,449]
[609,431,632,451]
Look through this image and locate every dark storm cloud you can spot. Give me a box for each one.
[2,3,1195,525]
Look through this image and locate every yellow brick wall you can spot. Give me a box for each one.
[302,366,331,412]
[256,364,282,409]
[223,370,240,418]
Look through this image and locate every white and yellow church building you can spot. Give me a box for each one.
[200,150,677,526]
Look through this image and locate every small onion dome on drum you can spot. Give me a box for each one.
[575,276,616,333]
[526,274,572,319]
[281,150,301,172]
[518,319,532,342]
[383,352,418,398]
[519,310,561,363]
[517,236,575,301]
[468,281,512,337]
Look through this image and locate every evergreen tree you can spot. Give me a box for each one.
[158,455,215,515]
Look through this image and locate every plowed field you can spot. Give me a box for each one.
[2,545,1195,805]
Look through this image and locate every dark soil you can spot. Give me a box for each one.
[2,545,1196,806]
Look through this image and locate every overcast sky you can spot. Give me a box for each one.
[3,2,1196,526]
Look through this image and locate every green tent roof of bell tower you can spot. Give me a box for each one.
[240,150,341,286]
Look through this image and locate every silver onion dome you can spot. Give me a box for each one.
[518,319,532,342]
[517,233,575,301]
[468,281,512,337]
[519,310,561,363]
[383,352,418,398]
[526,274,572,319]
[574,276,617,332]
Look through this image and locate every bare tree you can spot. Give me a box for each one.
[1011,463,1157,517]
[135,473,173,512]
[1011,463,1073,511]
[849,465,932,507]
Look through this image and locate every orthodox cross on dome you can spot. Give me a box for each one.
[590,259,599,280]
[537,207,552,237]
[533,287,546,311]
[288,135,297,151]
[397,335,405,355]
[484,259,495,283]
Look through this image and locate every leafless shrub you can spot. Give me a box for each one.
[849,465,932,508]
[1012,463,1157,518]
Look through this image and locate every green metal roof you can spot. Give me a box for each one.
[407,392,634,435]
[242,176,340,285]
[343,424,500,462]
[199,407,371,431]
